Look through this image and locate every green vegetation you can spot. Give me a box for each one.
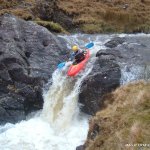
[0,0,34,20]
[0,0,18,9]
[85,81,150,150]
[34,20,67,33]
[58,0,150,33]
[0,0,150,33]
[81,23,117,33]
[0,9,33,20]
[81,24,102,34]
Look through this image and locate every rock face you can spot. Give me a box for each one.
[33,0,74,30]
[104,37,125,48]
[104,36,150,84]
[0,14,69,124]
[79,35,150,115]
[33,0,57,20]
[79,51,121,115]
[76,145,85,150]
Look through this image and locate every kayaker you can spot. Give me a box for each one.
[70,45,86,64]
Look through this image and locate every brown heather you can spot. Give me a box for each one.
[34,20,67,33]
[0,0,35,20]
[57,0,150,33]
[85,81,150,150]
[0,0,150,33]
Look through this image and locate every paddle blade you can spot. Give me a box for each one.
[57,62,65,69]
[85,42,94,49]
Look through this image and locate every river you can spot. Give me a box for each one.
[0,33,149,150]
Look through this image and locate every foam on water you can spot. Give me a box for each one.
[0,116,89,150]
[0,33,149,150]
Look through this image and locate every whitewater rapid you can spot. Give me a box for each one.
[0,63,92,150]
[0,33,149,150]
[0,34,102,150]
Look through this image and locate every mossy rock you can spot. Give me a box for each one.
[34,20,67,33]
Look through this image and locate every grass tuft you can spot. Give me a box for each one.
[0,0,150,33]
[34,20,67,33]
[85,80,150,150]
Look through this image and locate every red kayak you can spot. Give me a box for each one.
[67,50,90,77]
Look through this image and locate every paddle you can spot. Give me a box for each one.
[57,42,94,69]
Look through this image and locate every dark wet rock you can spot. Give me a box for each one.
[33,0,74,31]
[33,0,56,20]
[53,10,74,30]
[76,145,85,150]
[107,36,150,83]
[105,37,125,48]
[79,51,121,115]
[0,14,69,124]
[79,35,150,115]
[0,94,25,124]
[87,123,99,140]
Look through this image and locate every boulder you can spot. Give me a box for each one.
[76,145,85,150]
[0,14,69,124]
[104,36,150,83]
[79,35,150,115]
[79,51,121,115]
[104,37,125,48]
[33,0,75,31]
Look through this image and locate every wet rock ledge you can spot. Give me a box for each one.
[0,14,68,124]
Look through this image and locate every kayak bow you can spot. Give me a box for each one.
[67,50,90,77]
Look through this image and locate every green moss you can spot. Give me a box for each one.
[0,9,10,16]
[81,21,150,34]
[124,23,150,33]
[132,24,150,33]
[34,20,67,33]
[101,23,117,33]
[1,0,150,34]
[0,0,18,9]
[81,23,117,34]
[81,24,102,34]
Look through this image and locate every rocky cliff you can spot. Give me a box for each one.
[0,14,69,124]
[79,35,150,115]
[0,15,122,124]
[0,15,150,125]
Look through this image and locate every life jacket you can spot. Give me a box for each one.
[74,50,85,62]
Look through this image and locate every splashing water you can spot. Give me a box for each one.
[0,61,93,150]
[0,34,100,150]
[0,33,149,150]
[42,62,93,133]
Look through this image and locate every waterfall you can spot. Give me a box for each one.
[0,34,101,150]
[0,33,149,150]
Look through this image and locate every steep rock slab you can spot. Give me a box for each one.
[104,35,150,83]
[104,37,125,48]
[79,35,150,115]
[0,14,68,124]
[79,52,121,115]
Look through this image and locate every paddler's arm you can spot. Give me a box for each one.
[69,52,75,61]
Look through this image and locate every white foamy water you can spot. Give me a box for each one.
[0,116,89,150]
[0,64,92,150]
[0,34,101,150]
[0,33,149,150]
